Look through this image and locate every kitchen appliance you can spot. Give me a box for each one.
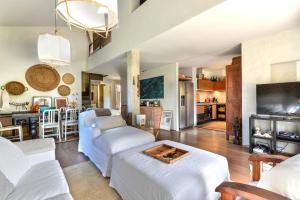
[179,81,194,129]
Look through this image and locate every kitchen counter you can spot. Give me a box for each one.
[197,102,226,105]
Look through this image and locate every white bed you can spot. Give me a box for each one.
[78,110,155,177]
[110,140,230,200]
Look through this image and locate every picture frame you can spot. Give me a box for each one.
[160,110,173,131]
[32,96,52,107]
[54,97,69,109]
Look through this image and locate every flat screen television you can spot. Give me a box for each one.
[256,82,300,116]
[140,76,164,99]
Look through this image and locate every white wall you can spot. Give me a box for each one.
[140,63,179,131]
[242,28,300,145]
[0,26,88,110]
[202,68,226,79]
[179,68,193,77]
[88,0,224,70]
[198,91,226,103]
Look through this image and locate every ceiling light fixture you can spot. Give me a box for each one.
[38,0,71,66]
[56,0,118,38]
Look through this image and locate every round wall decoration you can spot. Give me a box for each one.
[25,64,60,91]
[62,73,75,85]
[58,85,71,96]
[4,81,27,95]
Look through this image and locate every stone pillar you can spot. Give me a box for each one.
[127,49,140,125]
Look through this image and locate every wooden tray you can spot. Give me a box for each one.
[143,144,190,164]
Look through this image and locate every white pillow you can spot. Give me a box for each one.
[83,113,96,127]
[95,115,126,131]
[0,170,14,200]
[0,137,31,186]
[257,154,300,199]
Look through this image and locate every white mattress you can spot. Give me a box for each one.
[110,140,229,200]
[80,126,155,177]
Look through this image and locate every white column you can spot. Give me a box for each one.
[127,49,140,124]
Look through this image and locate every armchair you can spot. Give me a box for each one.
[216,154,290,200]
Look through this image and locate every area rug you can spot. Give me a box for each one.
[63,161,121,200]
[198,121,226,132]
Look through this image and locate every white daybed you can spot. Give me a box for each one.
[78,110,155,177]
[0,137,73,200]
[110,140,229,200]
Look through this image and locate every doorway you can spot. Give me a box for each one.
[91,80,104,108]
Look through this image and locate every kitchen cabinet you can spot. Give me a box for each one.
[197,79,226,91]
[214,80,226,91]
[197,105,205,114]
[212,105,217,119]
[140,106,162,129]
[197,79,214,91]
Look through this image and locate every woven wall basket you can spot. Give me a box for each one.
[4,81,26,95]
[25,64,60,91]
[58,85,71,96]
[62,73,75,85]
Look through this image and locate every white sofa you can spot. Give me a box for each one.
[78,110,155,177]
[0,137,73,200]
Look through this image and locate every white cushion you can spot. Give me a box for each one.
[15,138,55,155]
[95,115,126,131]
[257,154,300,199]
[0,137,31,186]
[82,110,97,127]
[0,170,14,200]
[15,138,56,166]
[7,160,70,200]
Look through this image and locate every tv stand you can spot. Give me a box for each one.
[249,114,300,155]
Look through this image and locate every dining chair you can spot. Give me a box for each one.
[0,121,23,141]
[61,108,78,141]
[39,109,61,142]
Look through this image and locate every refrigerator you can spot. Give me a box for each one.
[179,81,194,129]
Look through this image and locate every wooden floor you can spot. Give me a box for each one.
[198,121,226,132]
[56,127,250,183]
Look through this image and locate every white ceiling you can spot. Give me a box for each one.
[2,0,300,79]
[138,0,300,68]
[92,0,300,79]
[0,0,66,26]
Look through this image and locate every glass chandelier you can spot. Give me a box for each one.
[38,0,71,66]
[56,0,118,37]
